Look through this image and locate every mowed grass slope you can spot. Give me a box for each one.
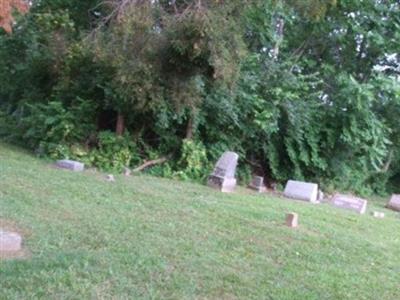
[0,142,399,299]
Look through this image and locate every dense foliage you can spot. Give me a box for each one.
[0,0,399,195]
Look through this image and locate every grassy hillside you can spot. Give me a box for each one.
[0,142,399,299]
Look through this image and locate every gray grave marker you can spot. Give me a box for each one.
[286,212,298,228]
[56,159,84,172]
[283,180,319,203]
[0,231,22,252]
[331,194,367,214]
[207,151,238,193]
[248,176,266,192]
[387,194,400,212]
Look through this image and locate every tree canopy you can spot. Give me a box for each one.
[0,0,399,195]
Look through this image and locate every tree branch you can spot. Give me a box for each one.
[133,156,169,172]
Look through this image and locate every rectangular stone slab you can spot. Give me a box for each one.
[387,194,400,212]
[0,231,22,252]
[208,176,236,193]
[331,194,368,214]
[283,180,318,203]
[56,159,85,172]
[248,176,266,192]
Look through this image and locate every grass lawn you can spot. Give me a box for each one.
[1,142,399,299]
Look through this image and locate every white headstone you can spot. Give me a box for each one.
[208,151,238,193]
[124,167,131,176]
[331,194,367,214]
[387,194,400,212]
[0,231,22,252]
[283,180,319,203]
[106,174,115,182]
[372,211,385,219]
[56,159,84,172]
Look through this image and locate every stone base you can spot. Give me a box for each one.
[248,185,266,193]
[207,175,237,193]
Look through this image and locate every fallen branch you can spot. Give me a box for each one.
[133,157,168,172]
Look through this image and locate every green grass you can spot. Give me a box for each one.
[1,142,399,299]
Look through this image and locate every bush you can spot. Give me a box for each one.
[173,139,211,181]
[90,131,140,172]
[11,99,97,154]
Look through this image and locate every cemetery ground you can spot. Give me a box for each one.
[1,142,399,300]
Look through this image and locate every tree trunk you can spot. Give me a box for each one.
[272,17,284,60]
[186,114,194,140]
[116,113,125,136]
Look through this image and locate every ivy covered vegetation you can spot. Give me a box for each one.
[0,0,399,195]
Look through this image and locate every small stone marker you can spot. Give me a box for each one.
[207,151,239,193]
[372,211,385,219]
[106,174,115,182]
[56,159,84,172]
[318,190,324,202]
[283,180,319,203]
[387,194,400,212]
[0,231,22,252]
[248,176,266,192]
[286,213,298,228]
[123,167,131,176]
[331,194,368,214]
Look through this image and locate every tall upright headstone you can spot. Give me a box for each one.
[331,194,368,214]
[283,180,319,203]
[387,194,400,212]
[208,151,239,193]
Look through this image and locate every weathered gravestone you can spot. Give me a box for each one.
[0,230,22,252]
[286,213,298,228]
[208,151,239,193]
[248,176,266,193]
[331,194,368,214]
[372,211,385,219]
[387,194,400,212]
[283,180,319,203]
[106,174,115,182]
[56,159,84,172]
[123,167,131,176]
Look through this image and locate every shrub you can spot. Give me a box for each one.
[90,131,140,172]
[173,139,211,181]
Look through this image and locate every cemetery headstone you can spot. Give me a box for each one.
[0,230,22,252]
[248,176,266,193]
[207,151,239,193]
[318,190,324,202]
[387,194,400,212]
[283,180,319,203]
[56,159,84,172]
[286,213,298,228]
[106,174,115,182]
[331,194,367,214]
[124,167,131,176]
[372,211,385,219]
